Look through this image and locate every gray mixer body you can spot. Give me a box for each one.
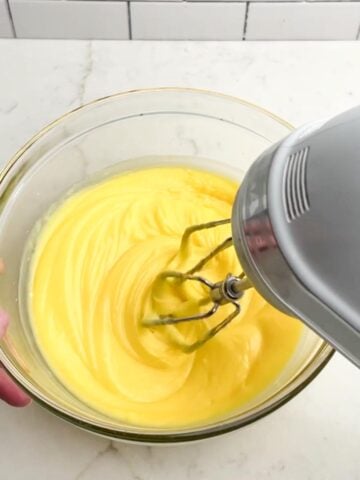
[232,105,360,368]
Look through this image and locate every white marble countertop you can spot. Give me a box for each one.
[1,39,360,480]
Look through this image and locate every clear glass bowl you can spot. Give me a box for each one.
[0,88,334,443]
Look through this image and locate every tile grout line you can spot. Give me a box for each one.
[5,0,16,38]
[127,1,132,40]
[242,1,250,41]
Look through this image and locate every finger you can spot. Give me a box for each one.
[0,367,31,407]
[0,310,31,406]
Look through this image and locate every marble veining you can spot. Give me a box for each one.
[77,41,94,107]
[1,39,360,480]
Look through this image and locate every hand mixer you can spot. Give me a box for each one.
[144,104,360,368]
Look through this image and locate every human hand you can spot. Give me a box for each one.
[0,309,31,407]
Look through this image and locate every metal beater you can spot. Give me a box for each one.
[144,105,360,368]
[143,219,252,352]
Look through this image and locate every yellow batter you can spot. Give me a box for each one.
[29,167,302,427]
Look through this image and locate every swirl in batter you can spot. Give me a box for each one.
[29,167,302,427]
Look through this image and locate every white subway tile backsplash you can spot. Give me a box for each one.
[10,0,129,39]
[131,2,246,39]
[3,0,360,41]
[0,0,13,37]
[243,0,353,2]
[246,2,360,40]
[184,0,246,3]
[130,0,182,3]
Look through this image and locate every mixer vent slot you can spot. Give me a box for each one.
[283,146,310,222]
